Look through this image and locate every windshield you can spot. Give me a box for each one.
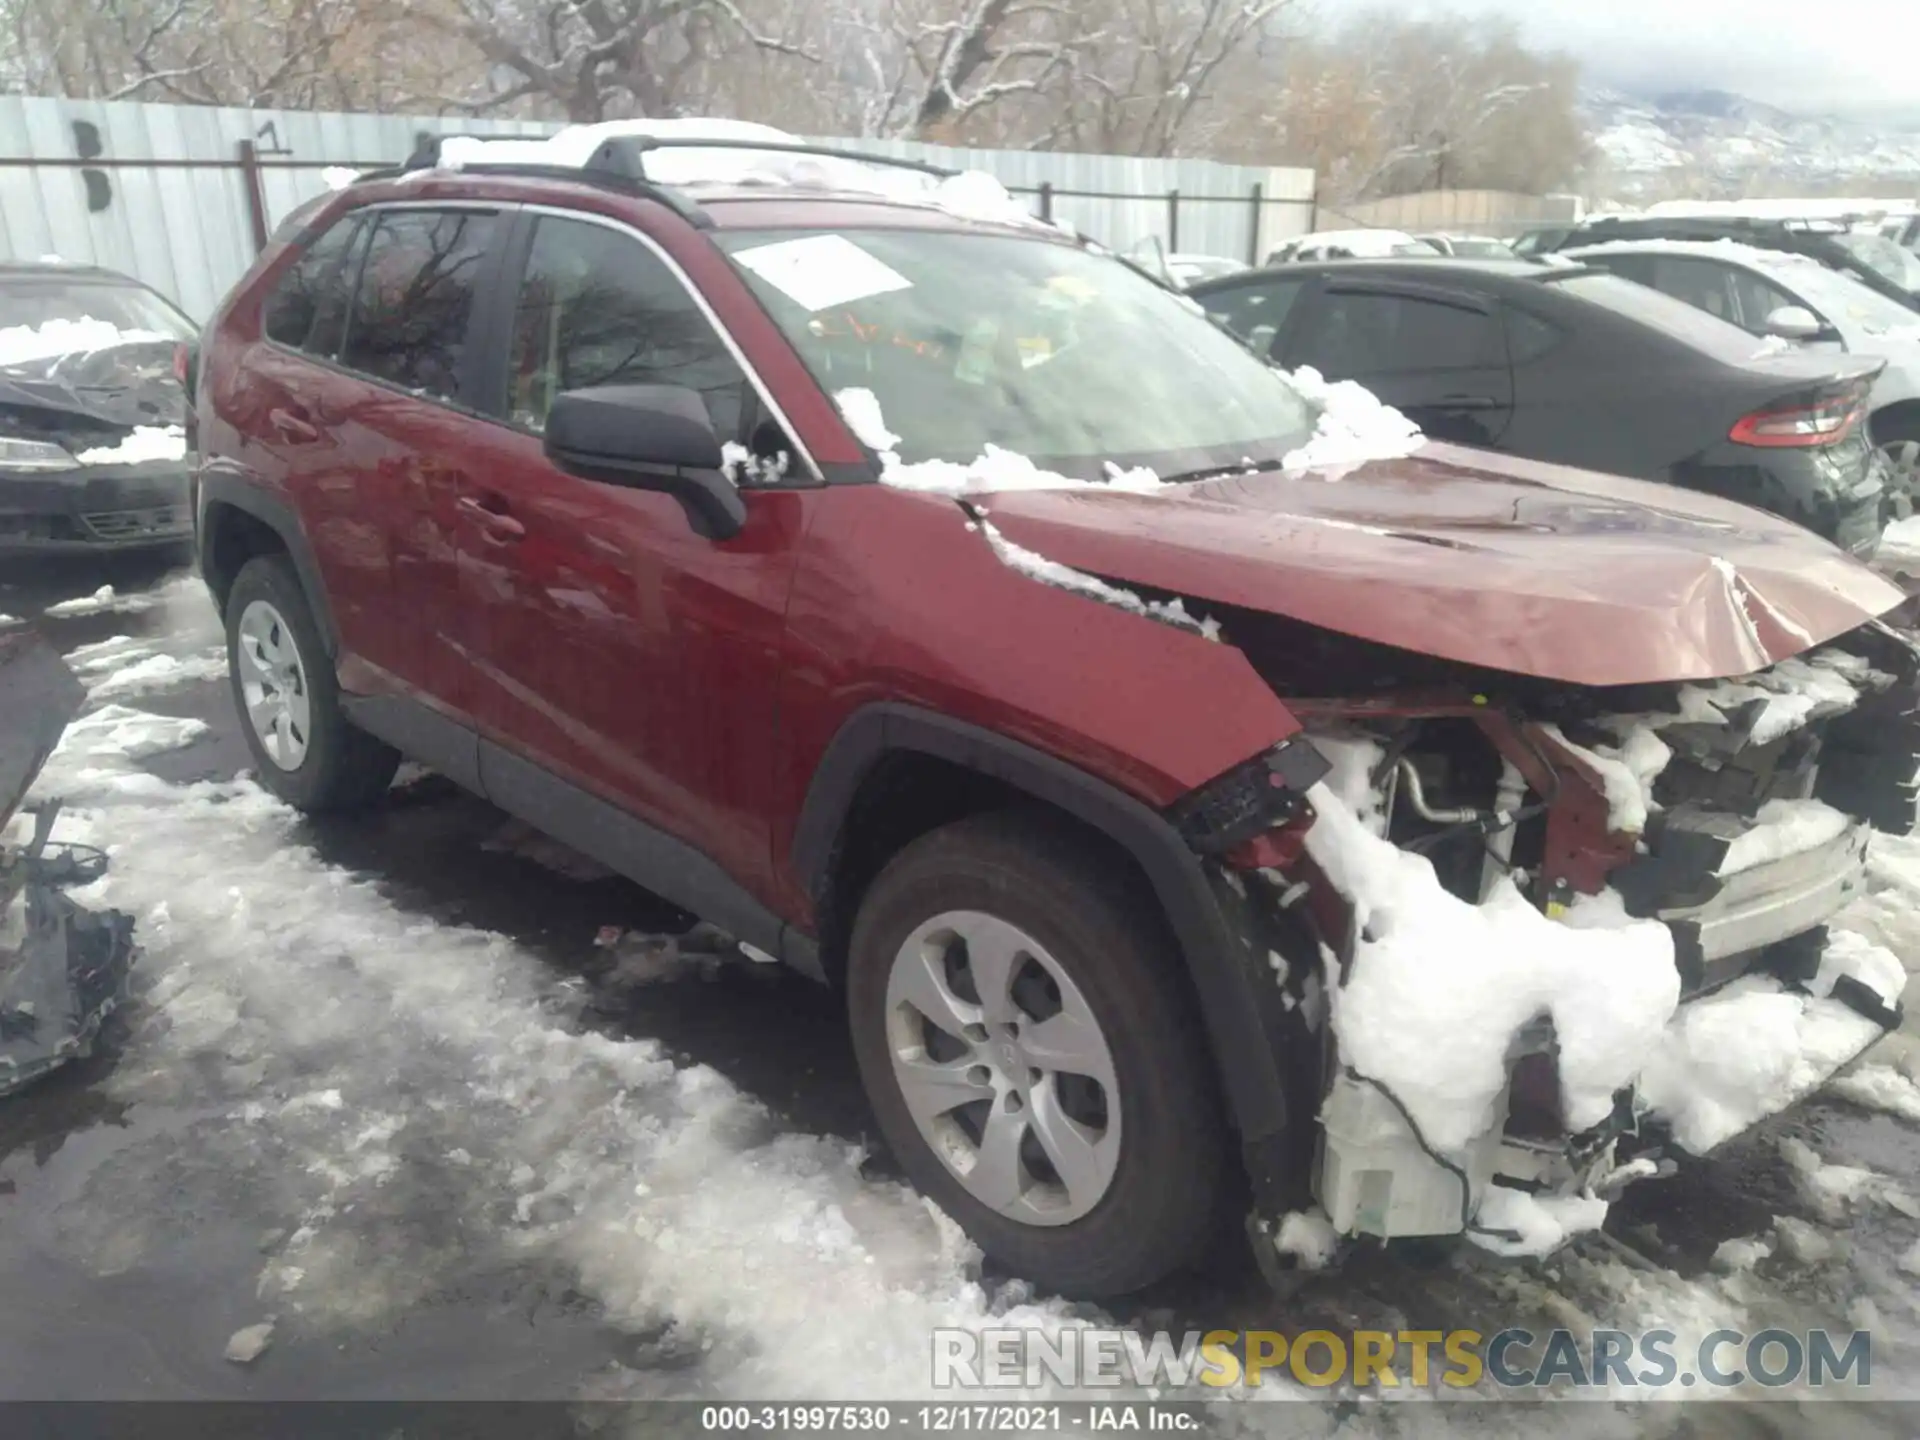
[0,279,194,375]
[1836,232,1920,294]
[719,228,1315,477]
[1765,258,1920,336]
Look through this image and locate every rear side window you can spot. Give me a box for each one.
[340,209,498,402]
[1203,278,1308,357]
[1504,306,1565,363]
[504,215,748,440]
[1550,272,1761,364]
[1299,291,1501,378]
[263,215,362,351]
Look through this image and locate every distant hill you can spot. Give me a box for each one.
[1586,88,1920,199]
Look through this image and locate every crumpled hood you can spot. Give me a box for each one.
[981,443,1907,687]
[0,345,184,434]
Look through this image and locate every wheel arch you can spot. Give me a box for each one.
[793,703,1301,1204]
[1871,396,1920,439]
[196,472,338,656]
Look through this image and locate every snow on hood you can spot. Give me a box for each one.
[73,425,186,467]
[0,316,171,371]
[1278,365,1425,476]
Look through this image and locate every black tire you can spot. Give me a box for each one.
[1876,413,1920,522]
[224,554,399,812]
[846,810,1228,1298]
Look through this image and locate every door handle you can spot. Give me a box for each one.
[268,407,319,444]
[457,494,526,543]
[1437,395,1501,411]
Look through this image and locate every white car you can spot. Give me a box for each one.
[1413,233,1516,258]
[1265,229,1441,263]
[1163,253,1249,288]
[1565,238,1920,510]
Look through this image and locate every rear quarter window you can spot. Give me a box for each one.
[263,215,363,351]
[1548,272,1762,365]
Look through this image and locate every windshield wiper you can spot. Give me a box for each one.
[1159,457,1293,486]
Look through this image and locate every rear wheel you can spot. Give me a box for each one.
[225,555,398,811]
[846,812,1227,1297]
[1877,415,1920,521]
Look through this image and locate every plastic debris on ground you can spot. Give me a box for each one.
[1,631,137,1097]
[585,920,782,1002]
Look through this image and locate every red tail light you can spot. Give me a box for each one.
[1729,385,1867,448]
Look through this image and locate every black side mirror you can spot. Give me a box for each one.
[544,384,746,540]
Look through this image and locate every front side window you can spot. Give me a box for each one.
[505,216,748,440]
[264,215,362,351]
[719,228,1314,478]
[1300,291,1501,378]
[340,209,497,402]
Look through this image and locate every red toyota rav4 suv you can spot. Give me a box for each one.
[194,123,1919,1297]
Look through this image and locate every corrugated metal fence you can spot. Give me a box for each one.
[0,96,1315,320]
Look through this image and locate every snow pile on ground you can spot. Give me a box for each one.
[976,520,1219,641]
[1302,782,1681,1152]
[74,426,187,467]
[1637,932,1904,1152]
[1778,1135,1914,1224]
[0,316,169,369]
[86,648,226,703]
[1712,1234,1776,1272]
[1829,1063,1920,1123]
[1278,365,1425,476]
[42,585,163,619]
[54,705,208,763]
[1471,1187,1609,1259]
[1881,516,1920,569]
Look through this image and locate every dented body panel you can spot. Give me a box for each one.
[983,444,1907,687]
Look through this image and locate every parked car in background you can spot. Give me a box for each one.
[1564,239,1920,514]
[1164,253,1249,288]
[1191,257,1891,556]
[1415,233,1514,258]
[1544,214,1920,312]
[0,261,196,554]
[1265,229,1440,263]
[194,125,1920,1301]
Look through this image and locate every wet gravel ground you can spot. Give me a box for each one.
[5,552,1920,1427]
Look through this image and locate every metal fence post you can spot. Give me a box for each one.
[1038,181,1053,222]
[237,139,269,253]
[1167,189,1180,253]
[1247,182,1264,265]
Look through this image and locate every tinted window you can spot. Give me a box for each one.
[1726,266,1804,333]
[1504,306,1565,363]
[340,210,497,401]
[264,215,362,350]
[507,217,748,440]
[1203,278,1308,357]
[1549,272,1762,363]
[1301,291,1501,378]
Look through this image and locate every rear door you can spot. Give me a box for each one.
[1277,281,1515,446]
[319,204,508,719]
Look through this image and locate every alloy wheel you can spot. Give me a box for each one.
[883,910,1121,1225]
[235,599,312,771]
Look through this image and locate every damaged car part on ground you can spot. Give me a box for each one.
[191,119,1920,1299]
[0,631,137,1098]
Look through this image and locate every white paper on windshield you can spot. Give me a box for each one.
[731,234,912,312]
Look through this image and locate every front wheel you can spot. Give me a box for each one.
[846,812,1228,1298]
[225,555,399,811]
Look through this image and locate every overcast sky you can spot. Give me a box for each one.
[1322,0,1917,120]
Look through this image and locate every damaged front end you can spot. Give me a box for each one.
[1185,613,1920,1265]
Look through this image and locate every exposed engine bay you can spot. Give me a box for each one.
[1215,617,1920,1263]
